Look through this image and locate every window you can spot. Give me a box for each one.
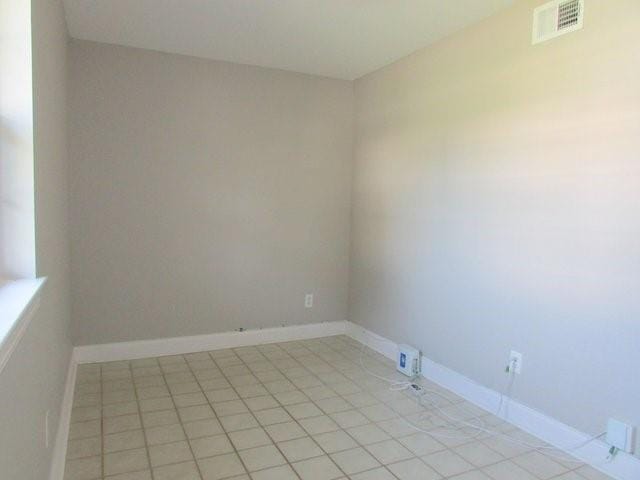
[0,0,43,372]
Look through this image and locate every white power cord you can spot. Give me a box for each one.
[357,332,609,464]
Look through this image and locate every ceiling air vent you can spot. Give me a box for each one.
[532,0,584,45]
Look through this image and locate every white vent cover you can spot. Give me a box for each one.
[532,0,584,45]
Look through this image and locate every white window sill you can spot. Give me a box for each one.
[0,277,46,373]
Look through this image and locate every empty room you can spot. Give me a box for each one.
[1,0,639,479]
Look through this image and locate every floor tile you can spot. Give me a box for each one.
[220,413,260,432]
[330,447,380,475]
[228,426,273,450]
[169,382,203,396]
[235,384,269,398]
[265,421,308,442]
[153,461,201,480]
[183,418,224,439]
[285,402,324,420]
[71,406,101,423]
[553,473,586,480]
[136,385,170,400]
[454,441,504,467]
[350,467,397,480]
[512,451,568,479]
[174,392,208,407]
[303,386,336,401]
[142,409,179,428]
[278,436,324,462]
[104,414,143,435]
[448,471,492,480]
[190,434,235,458]
[299,415,341,435]
[67,436,102,459]
[249,464,299,480]
[422,449,474,477]
[63,337,615,480]
[359,404,398,422]
[238,445,286,471]
[312,430,358,453]
[179,405,216,422]
[104,389,137,405]
[213,400,249,417]
[292,455,344,480]
[347,424,391,446]
[398,433,446,456]
[148,440,194,467]
[198,453,247,480]
[330,410,369,429]
[139,397,174,413]
[482,460,538,480]
[480,435,530,458]
[206,388,238,403]
[375,418,416,438]
[104,401,139,418]
[387,457,442,480]
[364,439,414,464]
[69,420,101,440]
[104,430,146,453]
[244,395,278,411]
[104,448,149,476]
[134,376,165,388]
[576,465,614,480]
[145,423,186,445]
[314,396,352,414]
[273,390,309,405]
[64,456,102,480]
[254,407,293,425]
[105,471,153,480]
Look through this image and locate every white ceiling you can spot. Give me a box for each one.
[63,0,516,80]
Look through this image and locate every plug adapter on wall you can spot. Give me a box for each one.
[606,418,635,453]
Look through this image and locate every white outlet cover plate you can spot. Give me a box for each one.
[509,350,522,374]
[304,294,313,308]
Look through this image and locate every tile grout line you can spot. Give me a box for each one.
[66,336,599,480]
[221,343,363,480]
[180,352,226,480]
[208,347,306,479]
[128,359,157,480]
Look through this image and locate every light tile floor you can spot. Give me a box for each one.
[65,335,613,480]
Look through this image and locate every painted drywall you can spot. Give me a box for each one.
[351,0,640,455]
[0,0,72,479]
[69,41,353,345]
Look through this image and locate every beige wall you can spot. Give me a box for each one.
[0,0,72,478]
[351,0,640,454]
[69,41,353,345]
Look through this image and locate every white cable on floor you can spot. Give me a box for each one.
[357,332,609,464]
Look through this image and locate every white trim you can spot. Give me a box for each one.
[0,277,46,373]
[344,321,640,480]
[74,321,347,364]
[49,350,78,480]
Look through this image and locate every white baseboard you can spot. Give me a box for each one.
[74,321,347,363]
[49,350,78,480]
[345,321,640,480]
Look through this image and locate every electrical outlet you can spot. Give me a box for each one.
[508,350,522,374]
[45,410,50,448]
[304,294,313,308]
